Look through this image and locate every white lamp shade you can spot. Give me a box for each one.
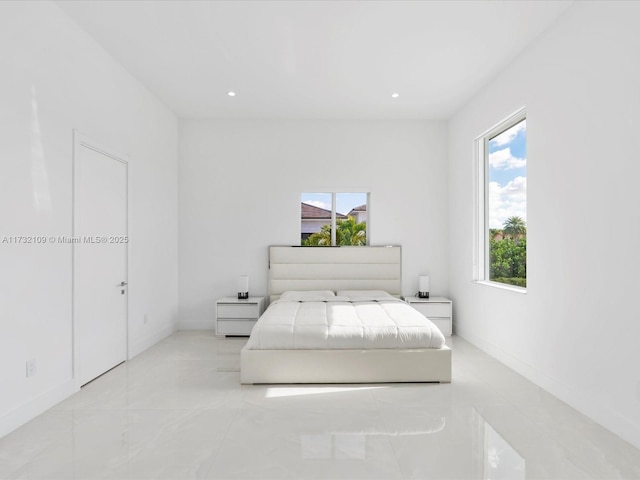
[418,275,430,293]
[238,275,249,293]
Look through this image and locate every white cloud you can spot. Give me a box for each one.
[490,119,526,147]
[304,200,331,210]
[489,147,526,170]
[489,176,527,229]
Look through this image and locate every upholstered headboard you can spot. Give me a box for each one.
[268,246,402,303]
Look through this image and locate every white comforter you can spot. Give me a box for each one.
[245,297,445,350]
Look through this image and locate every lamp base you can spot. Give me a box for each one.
[238,292,249,300]
[418,291,429,299]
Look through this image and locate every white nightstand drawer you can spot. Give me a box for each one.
[217,304,260,319]
[429,317,452,336]
[216,297,265,337]
[217,319,257,335]
[404,296,452,337]
[412,303,451,318]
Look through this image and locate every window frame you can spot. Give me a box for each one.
[300,191,370,246]
[474,108,527,292]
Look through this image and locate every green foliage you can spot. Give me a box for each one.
[303,224,332,246]
[489,217,527,287]
[492,277,527,288]
[303,216,366,246]
[489,228,501,239]
[336,216,366,246]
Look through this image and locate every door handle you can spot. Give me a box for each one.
[120,281,128,286]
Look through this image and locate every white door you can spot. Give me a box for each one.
[74,135,128,386]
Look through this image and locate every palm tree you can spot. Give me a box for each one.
[503,216,526,241]
[336,216,366,246]
[303,216,366,246]
[303,224,332,246]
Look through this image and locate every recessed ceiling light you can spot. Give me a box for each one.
[391,93,400,98]
[227,91,236,97]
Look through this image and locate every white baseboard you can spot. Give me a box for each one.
[129,323,177,358]
[177,319,215,330]
[0,380,77,439]
[456,326,640,450]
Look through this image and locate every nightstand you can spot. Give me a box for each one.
[404,296,453,336]
[216,297,265,336]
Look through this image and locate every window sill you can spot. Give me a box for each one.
[475,280,527,294]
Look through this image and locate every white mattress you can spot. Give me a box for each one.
[244,297,445,350]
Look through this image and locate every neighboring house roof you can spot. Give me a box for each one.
[347,204,367,216]
[301,202,346,219]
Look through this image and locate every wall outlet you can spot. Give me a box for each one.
[26,359,36,377]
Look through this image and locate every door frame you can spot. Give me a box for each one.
[72,130,129,389]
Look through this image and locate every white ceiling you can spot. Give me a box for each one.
[56,0,572,119]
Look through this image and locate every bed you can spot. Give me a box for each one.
[240,246,451,384]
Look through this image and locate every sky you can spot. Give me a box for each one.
[301,192,367,216]
[488,119,527,230]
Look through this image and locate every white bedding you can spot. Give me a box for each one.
[244,295,445,350]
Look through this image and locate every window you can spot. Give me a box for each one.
[476,109,527,289]
[301,192,368,246]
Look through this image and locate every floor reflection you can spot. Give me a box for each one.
[3,333,640,479]
[300,413,446,460]
[475,409,525,480]
[301,434,366,460]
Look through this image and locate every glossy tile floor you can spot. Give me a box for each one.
[1,332,640,479]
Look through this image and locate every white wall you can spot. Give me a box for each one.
[179,120,448,328]
[0,1,179,437]
[448,1,640,448]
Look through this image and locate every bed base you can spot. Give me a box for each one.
[240,345,451,384]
